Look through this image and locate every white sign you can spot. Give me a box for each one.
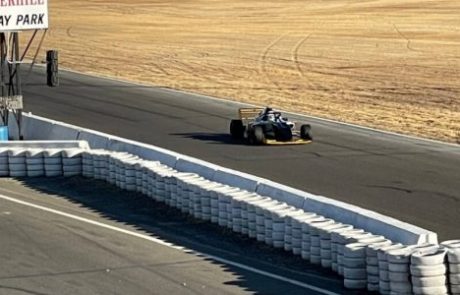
[0,0,48,31]
[0,95,23,109]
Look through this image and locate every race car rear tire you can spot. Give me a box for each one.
[300,124,313,140]
[230,119,245,139]
[250,126,266,145]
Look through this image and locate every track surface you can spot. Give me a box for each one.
[0,177,349,295]
[22,67,460,240]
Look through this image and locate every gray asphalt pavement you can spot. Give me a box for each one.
[0,177,350,295]
[20,66,460,240]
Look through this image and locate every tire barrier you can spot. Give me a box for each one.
[1,145,459,295]
[442,240,460,295]
[0,148,9,176]
[8,112,439,246]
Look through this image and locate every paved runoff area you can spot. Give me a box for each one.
[0,177,358,295]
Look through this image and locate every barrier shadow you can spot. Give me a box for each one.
[13,176,359,295]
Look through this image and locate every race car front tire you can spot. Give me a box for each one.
[250,126,266,145]
[301,124,313,140]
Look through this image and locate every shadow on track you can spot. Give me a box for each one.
[14,177,361,295]
[170,132,241,145]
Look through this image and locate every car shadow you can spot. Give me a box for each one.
[170,132,244,145]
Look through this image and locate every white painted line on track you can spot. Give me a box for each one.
[0,193,340,295]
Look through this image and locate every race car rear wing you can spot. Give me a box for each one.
[238,108,264,121]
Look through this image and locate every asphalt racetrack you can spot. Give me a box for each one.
[22,66,460,240]
[0,177,349,295]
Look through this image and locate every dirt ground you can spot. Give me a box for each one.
[23,0,460,143]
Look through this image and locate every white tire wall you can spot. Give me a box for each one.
[2,145,459,294]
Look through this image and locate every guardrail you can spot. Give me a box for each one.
[0,143,458,295]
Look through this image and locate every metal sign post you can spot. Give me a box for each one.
[0,0,49,139]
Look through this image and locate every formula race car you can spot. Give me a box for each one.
[229,107,312,145]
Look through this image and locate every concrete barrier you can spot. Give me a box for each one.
[0,140,89,149]
[212,167,262,192]
[8,114,79,140]
[17,112,438,245]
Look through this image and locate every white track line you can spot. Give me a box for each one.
[0,193,340,295]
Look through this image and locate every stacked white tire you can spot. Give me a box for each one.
[82,151,95,178]
[366,240,392,292]
[387,247,414,295]
[336,231,374,276]
[62,149,83,177]
[319,223,352,269]
[330,228,364,274]
[386,244,438,295]
[410,247,448,295]
[294,214,322,258]
[441,240,460,295]
[0,148,9,176]
[307,219,335,265]
[26,149,45,177]
[378,244,405,294]
[283,209,308,253]
[343,242,368,289]
[8,149,27,177]
[44,149,63,177]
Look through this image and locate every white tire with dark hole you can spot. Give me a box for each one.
[411,248,447,266]
[387,247,414,264]
[441,240,460,250]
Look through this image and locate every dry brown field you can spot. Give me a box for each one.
[25,0,460,143]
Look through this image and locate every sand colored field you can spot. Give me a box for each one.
[23,0,460,143]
